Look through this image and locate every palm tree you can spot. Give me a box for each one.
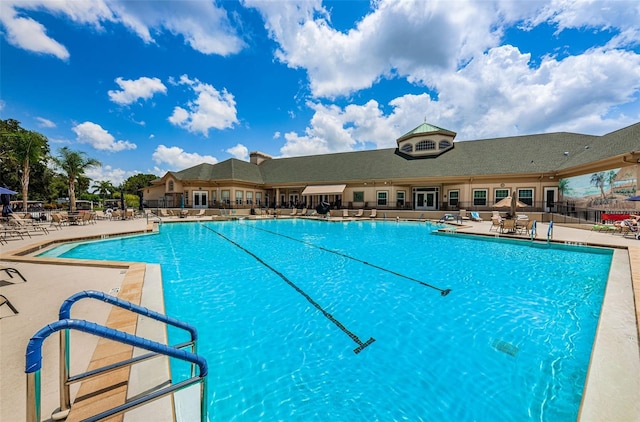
[91,180,116,204]
[51,147,101,211]
[1,121,49,211]
[590,172,606,201]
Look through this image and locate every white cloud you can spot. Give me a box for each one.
[72,121,137,152]
[280,96,431,157]
[168,75,238,136]
[85,164,131,187]
[36,117,56,128]
[108,76,167,105]
[0,0,245,59]
[226,144,249,161]
[152,144,218,170]
[245,0,501,98]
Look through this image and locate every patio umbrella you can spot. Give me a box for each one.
[1,186,16,217]
[493,195,527,217]
[0,187,17,195]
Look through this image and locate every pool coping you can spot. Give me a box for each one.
[2,219,638,420]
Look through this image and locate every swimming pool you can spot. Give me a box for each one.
[46,219,612,421]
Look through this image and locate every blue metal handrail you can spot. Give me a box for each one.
[26,319,208,422]
[547,220,554,243]
[531,220,537,241]
[56,290,200,417]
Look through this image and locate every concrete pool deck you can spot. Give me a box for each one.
[0,216,639,421]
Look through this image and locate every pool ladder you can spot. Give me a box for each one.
[25,290,208,422]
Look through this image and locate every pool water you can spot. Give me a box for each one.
[48,219,612,421]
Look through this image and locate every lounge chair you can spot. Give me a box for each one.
[159,209,173,217]
[470,212,483,222]
[368,209,377,218]
[0,294,19,318]
[354,209,364,218]
[622,220,640,238]
[459,209,470,220]
[298,208,307,217]
[342,209,350,218]
[289,209,298,216]
[195,209,206,218]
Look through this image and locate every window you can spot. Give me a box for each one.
[210,190,217,203]
[494,189,509,203]
[448,190,459,207]
[167,180,174,191]
[438,140,451,149]
[221,190,230,205]
[416,140,436,151]
[235,191,243,205]
[473,189,487,206]
[396,191,405,207]
[256,192,262,206]
[353,191,364,202]
[246,191,253,205]
[377,191,388,206]
[400,143,413,153]
[518,189,533,206]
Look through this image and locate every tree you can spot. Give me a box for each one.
[51,147,101,211]
[590,172,606,201]
[0,119,49,209]
[91,180,117,203]
[122,173,158,195]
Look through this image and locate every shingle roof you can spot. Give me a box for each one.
[166,122,640,185]
[171,159,264,184]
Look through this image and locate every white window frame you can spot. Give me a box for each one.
[473,189,488,206]
[377,191,388,206]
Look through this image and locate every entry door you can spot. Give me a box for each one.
[544,188,557,212]
[425,192,436,209]
[193,191,208,209]
[416,193,425,209]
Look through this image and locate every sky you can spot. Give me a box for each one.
[1,0,640,186]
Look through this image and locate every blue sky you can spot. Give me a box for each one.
[1,0,639,186]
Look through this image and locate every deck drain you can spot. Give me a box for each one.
[109,287,120,295]
[492,339,519,357]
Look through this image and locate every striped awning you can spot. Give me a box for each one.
[301,184,347,195]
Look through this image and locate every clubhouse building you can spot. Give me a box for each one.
[143,121,640,214]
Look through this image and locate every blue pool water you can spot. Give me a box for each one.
[45,220,612,421]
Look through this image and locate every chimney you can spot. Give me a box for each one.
[250,151,272,165]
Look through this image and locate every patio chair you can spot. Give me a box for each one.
[354,209,364,218]
[470,212,483,221]
[342,209,350,218]
[516,219,535,235]
[489,216,502,232]
[368,209,377,218]
[500,219,516,234]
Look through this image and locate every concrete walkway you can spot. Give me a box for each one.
[1,217,638,421]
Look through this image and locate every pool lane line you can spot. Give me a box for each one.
[200,224,376,355]
[239,222,452,297]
